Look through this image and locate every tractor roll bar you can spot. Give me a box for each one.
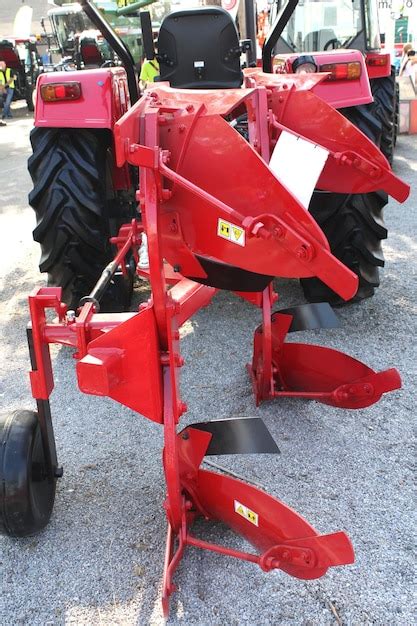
[80,0,139,104]
[244,0,257,66]
[262,0,299,73]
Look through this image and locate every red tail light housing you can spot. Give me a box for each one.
[320,62,361,81]
[366,56,389,67]
[40,82,82,102]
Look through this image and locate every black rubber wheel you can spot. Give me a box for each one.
[301,190,388,305]
[0,410,56,537]
[28,128,134,312]
[340,102,382,145]
[370,68,397,165]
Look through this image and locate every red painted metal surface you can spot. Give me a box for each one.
[158,115,358,295]
[268,87,409,201]
[77,305,164,421]
[272,49,373,108]
[249,311,401,407]
[35,67,132,191]
[34,67,129,129]
[28,288,67,399]
[365,52,391,80]
[159,427,354,613]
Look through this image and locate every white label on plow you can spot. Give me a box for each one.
[234,500,259,526]
[269,130,329,209]
[217,218,245,246]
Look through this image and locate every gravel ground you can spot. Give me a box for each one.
[0,114,416,626]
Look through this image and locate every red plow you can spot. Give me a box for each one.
[1,65,409,617]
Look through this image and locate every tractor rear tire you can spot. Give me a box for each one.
[28,128,133,312]
[301,104,388,305]
[301,190,388,305]
[0,410,56,537]
[394,80,399,148]
[340,103,382,145]
[370,68,397,165]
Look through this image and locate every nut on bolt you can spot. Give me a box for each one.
[296,244,313,261]
[272,225,284,239]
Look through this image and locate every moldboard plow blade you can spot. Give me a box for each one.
[245,69,409,203]
[249,302,401,407]
[189,417,280,455]
[117,91,360,302]
[161,425,354,616]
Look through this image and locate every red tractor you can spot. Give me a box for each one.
[0,38,40,111]
[263,0,399,303]
[0,1,409,618]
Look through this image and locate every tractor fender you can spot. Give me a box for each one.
[275,49,373,109]
[34,66,130,129]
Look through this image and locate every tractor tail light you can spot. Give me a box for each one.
[367,56,388,67]
[320,62,361,81]
[40,82,82,102]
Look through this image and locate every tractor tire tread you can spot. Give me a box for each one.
[302,190,388,305]
[28,127,128,311]
[369,68,397,165]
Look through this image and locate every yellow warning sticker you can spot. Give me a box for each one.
[217,218,245,247]
[218,220,230,237]
[234,500,259,526]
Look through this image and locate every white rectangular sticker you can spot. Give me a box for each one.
[269,130,329,209]
[234,500,259,526]
[194,60,205,68]
[217,218,245,247]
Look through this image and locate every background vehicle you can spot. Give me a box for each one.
[0,38,41,111]
[45,0,157,70]
[263,0,399,303]
[267,0,398,163]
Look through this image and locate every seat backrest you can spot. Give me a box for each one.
[80,38,103,67]
[156,7,243,89]
[303,29,337,52]
[0,41,21,70]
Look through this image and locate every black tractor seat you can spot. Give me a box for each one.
[156,6,243,89]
